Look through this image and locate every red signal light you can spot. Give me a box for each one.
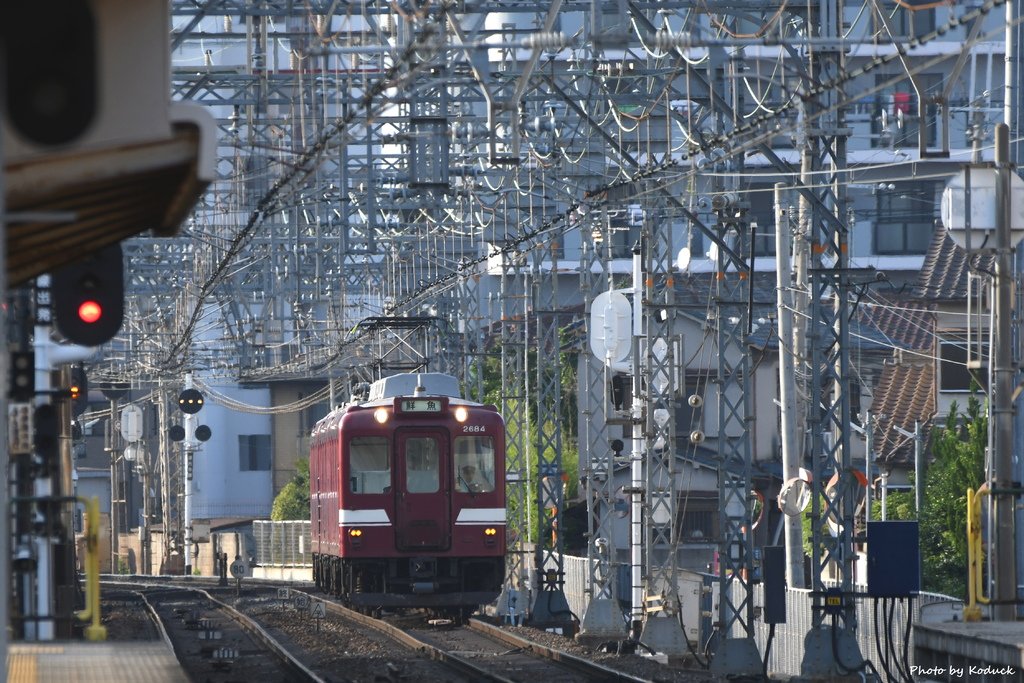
[78,300,103,324]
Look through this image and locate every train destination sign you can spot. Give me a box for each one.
[400,399,442,412]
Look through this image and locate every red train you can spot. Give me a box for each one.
[310,372,506,617]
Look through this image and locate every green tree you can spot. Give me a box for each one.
[479,337,580,546]
[271,457,310,520]
[919,396,987,597]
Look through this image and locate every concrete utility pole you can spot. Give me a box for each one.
[629,245,645,637]
[992,123,1017,621]
[183,372,197,576]
[775,183,805,589]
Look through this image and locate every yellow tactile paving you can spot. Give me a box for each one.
[7,643,188,682]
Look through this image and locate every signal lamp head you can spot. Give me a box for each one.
[177,388,204,414]
[373,407,389,424]
[77,300,103,324]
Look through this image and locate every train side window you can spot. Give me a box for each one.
[454,436,495,493]
[348,436,390,493]
[405,437,439,493]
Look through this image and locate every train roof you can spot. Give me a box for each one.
[367,373,462,401]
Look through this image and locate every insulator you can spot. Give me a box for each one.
[687,394,703,408]
[654,30,691,51]
[689,430,705,444]
[522,32,568,50]
[712,192,739,210]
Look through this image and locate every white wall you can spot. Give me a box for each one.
[191,382,274,518]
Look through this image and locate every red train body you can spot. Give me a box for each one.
[310,373,506,612]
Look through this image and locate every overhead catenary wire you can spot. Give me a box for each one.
[192,377,334,414]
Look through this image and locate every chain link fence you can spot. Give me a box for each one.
[253,520,312,567]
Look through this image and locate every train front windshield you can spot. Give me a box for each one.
[454,436,495,493]
[405,437,440,493]
[349,436,390,493]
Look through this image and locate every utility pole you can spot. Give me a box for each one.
[775,183,805,589]
[629,244,644,638]
[992,123,1017,621]
[108,398,120,572]
[183,372,197,576]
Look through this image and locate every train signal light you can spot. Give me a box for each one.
[178,389,204,414]
[69,366,88,417]
[78,301,103,324]
[52,244,124,347]
[169,423,213,443]
[173,386,212,444]
[6,1,97,146]
[9,351,35,402]
[34,404,59,472]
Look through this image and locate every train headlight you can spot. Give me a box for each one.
[484,528,497,536]
[453,406,469,423]
[373,407,389,424]
[348,528,363,537]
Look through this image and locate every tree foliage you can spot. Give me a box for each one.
[271,457,310,520]
[480,341,580,546]
[919,396,987,597]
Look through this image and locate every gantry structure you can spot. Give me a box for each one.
[79,0,1019,673]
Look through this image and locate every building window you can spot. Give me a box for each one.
[677,491,719,542]
[880,6,935,38]
[239,434,272,471]
[873,181,937,254]
[940,339,988,392]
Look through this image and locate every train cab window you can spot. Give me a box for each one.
[405,437,440,493]
[454,436,495,493]
[349,436,390,493]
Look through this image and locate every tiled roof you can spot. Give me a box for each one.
[870,362,936,468]
[913,228,994,301]
[855,298,934,352]
[746,291,927,355]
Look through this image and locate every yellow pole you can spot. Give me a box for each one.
[965,486,991,622]
[75,497,107,641]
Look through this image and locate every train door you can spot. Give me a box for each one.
[395,429,450,551]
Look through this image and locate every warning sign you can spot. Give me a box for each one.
[311,601,326,619]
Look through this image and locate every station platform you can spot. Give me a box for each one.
[7,642,188,682]
[915,620,1024,680]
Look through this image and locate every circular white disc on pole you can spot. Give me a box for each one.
[120,404,144,442]
[589,290,632,364]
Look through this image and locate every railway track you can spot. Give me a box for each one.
[101,578,713,682]
[130,585,325,682]
[300,588,655,682]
